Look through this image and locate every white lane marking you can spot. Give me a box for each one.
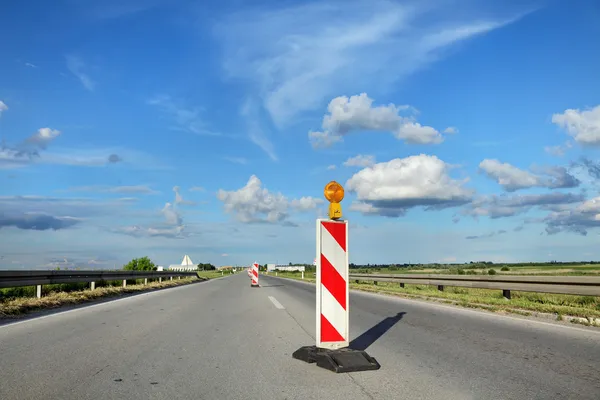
[0,277,227,330]
[268,296,285,309]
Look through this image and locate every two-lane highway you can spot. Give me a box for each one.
[1,273,599,399]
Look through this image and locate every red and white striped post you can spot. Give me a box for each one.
[316,219,349,349]
[251,261,259,287]
[292,180,380,373]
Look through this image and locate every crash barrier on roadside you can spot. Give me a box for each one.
[349,273,600,299]
[0,270,199,299]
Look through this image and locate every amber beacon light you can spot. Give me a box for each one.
[324,181,344,220]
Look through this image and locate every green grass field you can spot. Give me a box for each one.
[197,270,229,279]
[271,269,600,322]
[351,264,600,276]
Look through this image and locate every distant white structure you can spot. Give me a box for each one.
[168,255,197,271]
[267,264,305,272]
[157,266,164,271]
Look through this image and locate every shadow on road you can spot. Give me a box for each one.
[349,312,406,351]
[260,284,285,288]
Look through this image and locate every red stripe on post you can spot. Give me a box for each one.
[322,221,346,252]
[252,269,258,277]
[320,314,345,342]
[321,253,347,310]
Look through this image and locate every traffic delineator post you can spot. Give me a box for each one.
[292,181,380,373]
[317,219,349,348]
[251,261,260,288]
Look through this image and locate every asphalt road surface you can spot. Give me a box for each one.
[1,273,599,400]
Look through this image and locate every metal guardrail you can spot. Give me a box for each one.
[0,270,199,298]
[348,273,600,298]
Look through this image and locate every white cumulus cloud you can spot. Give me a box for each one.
[309,93,445,148]
[479,159,579,191]
[346,154,474,217]
[343,154,376,168]
[552,104,600,146]
[217,175,323,224]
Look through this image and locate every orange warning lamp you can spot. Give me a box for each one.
[324,181,344,220]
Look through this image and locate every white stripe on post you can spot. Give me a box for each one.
[321,227,347,277]
[321,286,347,338]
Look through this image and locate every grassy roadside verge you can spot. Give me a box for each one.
[0,271,226,318]
[270,272,600,326]
[197,271,228,279]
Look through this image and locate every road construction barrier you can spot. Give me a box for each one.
[316,219,349,349]
[251,262,259,287]
[292,181,380,373]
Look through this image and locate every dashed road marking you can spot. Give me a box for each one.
[268,296,285,309]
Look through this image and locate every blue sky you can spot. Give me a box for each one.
[1,0,600,269]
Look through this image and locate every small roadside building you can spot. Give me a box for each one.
[168,255,197,272]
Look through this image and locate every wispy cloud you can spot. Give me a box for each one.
[544,141,572,157]
[0,195,149,227]
[173,185,197,205]
[0,143,170,171]
[479,159,579,192]
[147,95,219,136]
[63,185,160,195]
[215,0,532,128]
[466,229,507,240]
[463,192,585,220]
[0,100,8,116]
[65,55,95,91]
[240,98,278,161]
[0,213,81,231]
[224,156,248,165]
[112,184,192,239]
[343,154,376,168]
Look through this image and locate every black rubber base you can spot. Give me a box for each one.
[292,345,381,373]
[250,283,260,288]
